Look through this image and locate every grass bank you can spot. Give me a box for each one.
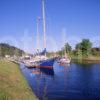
[0,61,38,100]
[72,56,100,64]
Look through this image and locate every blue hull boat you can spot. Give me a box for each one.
[39,58,55,69]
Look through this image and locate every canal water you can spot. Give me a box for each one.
[20,62,100,100]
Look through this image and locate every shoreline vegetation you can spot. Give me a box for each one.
[0,39,100,63]
[72,56,100,64]
[0,61,37,100]
[55,39,100,63]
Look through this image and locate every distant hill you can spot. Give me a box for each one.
[0,43,25,57]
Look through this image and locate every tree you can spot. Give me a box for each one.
[81,39,92,51]
[0,43,24,57]
[65,43,72,53]
[76,43,82,50]
[57,43,72,56]
[75,39,92,57]
[92,47,100,56]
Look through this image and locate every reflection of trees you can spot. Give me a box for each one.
[62,65,70,92]
[42,75,47,100]
[35,69,55,100]
[42,72,55,100]
[73,63,94,95]
[36,74,41,97]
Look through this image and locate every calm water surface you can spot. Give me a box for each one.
[20,62,100,100]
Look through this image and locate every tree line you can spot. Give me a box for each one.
[0,40,100,58]
[0,43,25,57]
[57,39,100,58]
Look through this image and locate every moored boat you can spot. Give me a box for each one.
[25,0,55,69]
[59,57,71,64]
[38,58,55,69]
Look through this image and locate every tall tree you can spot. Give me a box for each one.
[75,39,92,57]
[65,43,72,53]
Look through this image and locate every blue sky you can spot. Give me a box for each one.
[0,0,100,53]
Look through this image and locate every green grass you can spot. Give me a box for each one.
[0,61,38,100]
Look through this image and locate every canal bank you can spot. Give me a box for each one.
[0,61,38,100]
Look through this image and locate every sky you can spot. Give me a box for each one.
[0,0,100,53]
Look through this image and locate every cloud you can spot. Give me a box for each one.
[0,30,99,54]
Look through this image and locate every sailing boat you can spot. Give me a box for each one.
[59,45,71,64]
[36,0,54,69]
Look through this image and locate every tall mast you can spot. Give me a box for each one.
[37,17,40,53]
[42,0,46,50]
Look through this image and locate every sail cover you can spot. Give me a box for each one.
[39,48,47,55]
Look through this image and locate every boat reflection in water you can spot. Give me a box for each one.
[31,69,41,75]
[30,67,54,76]
[59,62,70,67]
[40,67,54,76]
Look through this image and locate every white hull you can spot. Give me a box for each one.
[59,58,71,64]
